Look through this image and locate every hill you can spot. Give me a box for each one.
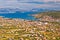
[32,11,60,22]
[33,11,60,18]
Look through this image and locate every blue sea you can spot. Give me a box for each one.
[0,11,38,20]
[0,8,47,20]
[0,9,59,20]
[0,7,56,20]
[0,7,60,20]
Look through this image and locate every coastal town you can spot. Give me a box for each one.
[0,11,60,40]
[0,0,60,40]
[0,16,60,40]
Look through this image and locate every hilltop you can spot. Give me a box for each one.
[32,11,60,22]
[33,11,60,18]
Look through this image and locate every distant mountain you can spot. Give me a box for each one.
[0,8,20,13]
[0,8,60,14]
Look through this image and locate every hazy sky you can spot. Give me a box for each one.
[0,0,60,11]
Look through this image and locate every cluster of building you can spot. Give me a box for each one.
[0,17,60,40]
